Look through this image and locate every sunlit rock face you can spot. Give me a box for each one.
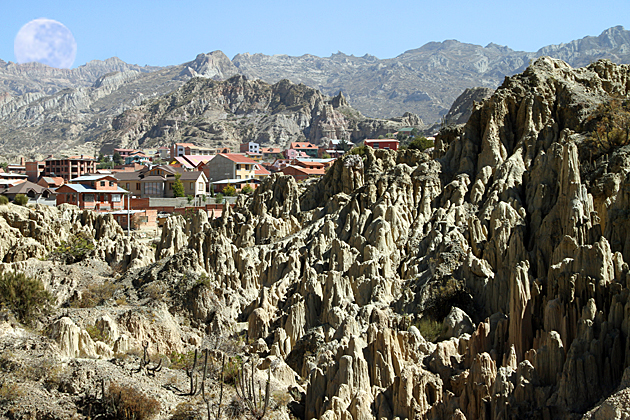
[5,57,630,419]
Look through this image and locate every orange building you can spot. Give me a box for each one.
[55,175,127,210]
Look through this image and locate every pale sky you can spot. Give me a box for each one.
[2,0,629,68]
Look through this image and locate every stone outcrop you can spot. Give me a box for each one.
[125,57,630,419]
[96,75,421,154]
[8,57,630,420]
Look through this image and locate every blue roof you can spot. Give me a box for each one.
[62,184,128,193]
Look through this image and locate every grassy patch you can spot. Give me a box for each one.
[68,280,121,308]
[415,317,442,343]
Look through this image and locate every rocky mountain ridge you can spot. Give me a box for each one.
[96,75,422,154]
[232,26,630,122]
[1,27,630,157]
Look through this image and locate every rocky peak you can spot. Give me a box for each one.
[331,91,349,108]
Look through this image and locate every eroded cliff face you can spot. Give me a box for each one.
[97,75,421,154]
[139,57,630,419]
[3,57,630,419]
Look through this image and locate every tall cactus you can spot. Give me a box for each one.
[235,357,270,420]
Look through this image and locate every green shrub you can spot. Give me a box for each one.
[0,196,8,205]
[222,184,236,197]
[349,144,368,156]
[222,357,241,385]
[0,272,53,325]
[214,193,224,204]
[68,280,121,308]
[169,350,197,370]
[85,324,109,343]
[105,383,161,420]
[241,184,254,194]
[14,194,28,206]
[49,232,95,264]
[406,136,434,151]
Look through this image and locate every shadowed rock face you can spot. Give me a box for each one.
[4,57,630,419]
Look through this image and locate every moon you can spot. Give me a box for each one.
[14,18,77,69]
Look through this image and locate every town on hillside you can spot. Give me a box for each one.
[0,133,426,231]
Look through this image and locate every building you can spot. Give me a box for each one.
[113,148,139,158]
[172,155,214,171]
[55,174,127,210]
[170,143,218,159]
[156,146,171,160]
[43,155,96,182]
[0,181,53,201]
[280,165,326,181]
[284,149,309,160]
[25,161,45,182]
[124,151,151,165]
[205,154,259,183]
[292,158,336,170]
[289,142,319,157]
[254,166,271,180]
[114,171,144,197]
[37,176,64,189]
[319,139,351,158]
[240,142,260,154]
[0,173,28,183]
[363,139,399,151]
[111,209,158,230]
[113,165,208,198]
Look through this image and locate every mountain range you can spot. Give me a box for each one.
[1,25,629,157]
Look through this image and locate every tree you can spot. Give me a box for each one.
[172,173,185,197]
[0,271,53,325]
[112,152,123,165]
[407,136,434,152]
[339,138,351,152]
[241,184,254,195]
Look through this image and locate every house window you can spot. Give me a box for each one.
[190,182,194,190]
[236,164,241,170]
[144,182,162,196]
[112,194,121,202]
[109,181,114,186]
[84,194,94,202]
[373,143,379,149]
[236,175,241,180]
[100,181,105,186]
[136,183,140,190]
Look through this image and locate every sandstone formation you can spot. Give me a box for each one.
[5,57,630,419]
